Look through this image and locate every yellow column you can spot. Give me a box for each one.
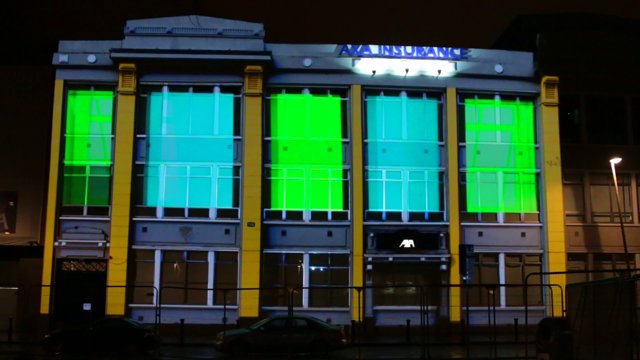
[239,66,263,319]
[40,80,64,314]
[539,76,566,316]
[446,87,462,322]
[350,85,364,321]
[106,64,137,315]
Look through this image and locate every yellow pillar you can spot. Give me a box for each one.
[239,66,263,319]
[350,85,364,321]
[40,80,64,314]
[106,64,137,315]
[446,87,462,322]
[539,76,566,316]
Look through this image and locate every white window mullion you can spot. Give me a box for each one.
[302,253,310,308]
[209,165,217,219]
[157,165,166,218]
[208,251,215,306]
[402,169,409,222]
[498,252,506,308]
[154,249,162,306]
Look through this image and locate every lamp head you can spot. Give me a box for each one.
[610,157,622,165]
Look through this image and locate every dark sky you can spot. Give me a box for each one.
[3,0,640,64]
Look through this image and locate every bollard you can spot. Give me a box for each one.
[351,319,357,343]
[406,319,411,343]
[514,318,519,342]
[179,319,185,345]
[8,317,13,342]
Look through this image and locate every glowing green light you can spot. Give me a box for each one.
[62,90,114,206]
[465,98,537,213]
[145,91,235,208]
[366,95,440,212]
[270,93,344,210]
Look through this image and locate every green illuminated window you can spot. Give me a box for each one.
[462,96,538,217]
[268,92,346,215]
[137,86,239,218]
[365,91,442,222]
[62,89,114,215]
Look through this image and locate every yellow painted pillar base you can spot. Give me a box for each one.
[106,64,137,315]
[239,66,264,320]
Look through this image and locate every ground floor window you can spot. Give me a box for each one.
[130,248,238,306]
[567,253,635,283]
[261,251,350,308]
[466,252,543,307]
[372,262,442,306]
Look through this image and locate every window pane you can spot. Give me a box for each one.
[365,93,442,217]
[559,95,581,143]
[161,251,185,304]
[132,250,155,304]
[468,254,499,306]
[567,253,588,284]
[270,93,345,211]
[141,88,237,214]
[585,96,627,145]
[63,89,114,208]
[463,97,538,216]
[309,254,349,307]
[373,262,441,306]
[215,252,238,305]
[261,253,303,306]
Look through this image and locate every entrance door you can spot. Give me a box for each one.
[53,259,107,323]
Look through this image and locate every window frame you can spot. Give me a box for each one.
[457,92,541,224]
[362,88,446,223]
[130,248,239,307]
[263,87,351,222]
[261,250,351,309]
[60,85,116,217]
[133,84,243,220]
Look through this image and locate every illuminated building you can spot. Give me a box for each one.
[40,15,564,327]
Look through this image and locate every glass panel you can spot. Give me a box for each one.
[585,96,627,145]
[308,254,349,307]
[464,97,538,214]
[270,93,344,211]
[63,90,114,207]
[261,253,303,306]
[373,262,441,306]
[468,254,499,306]
[559,95,581,143]
[161,251,186,304]
[567,253,588,284]
[143,88,236,212]
[132,250,155,304]
[590,174,632,223]
[215,252,238,305]
[366,94,441,215]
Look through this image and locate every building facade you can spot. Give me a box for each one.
[40,15,565,328]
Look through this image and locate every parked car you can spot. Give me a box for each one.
[214,315,348,355]
[41,317,160,356]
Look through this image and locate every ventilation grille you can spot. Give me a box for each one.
[244,66,263,95]
[541,76,559,105]
[118,64,137,95]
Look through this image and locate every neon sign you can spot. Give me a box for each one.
[339,44,469,60]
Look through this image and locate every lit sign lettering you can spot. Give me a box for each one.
[399,239,415,248]
[339,44,469,60]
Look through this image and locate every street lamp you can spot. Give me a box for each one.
[609,157,632,275]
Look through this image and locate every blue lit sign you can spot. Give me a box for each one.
[338,44,469,60]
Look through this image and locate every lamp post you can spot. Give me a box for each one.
[609,157,632,275]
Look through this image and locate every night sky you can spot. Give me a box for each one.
[2,0,640,65]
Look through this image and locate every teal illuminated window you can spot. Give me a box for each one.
[62,89,114,216]
[266,90,348,221]
[365,91,443,222]
[461,95,538,220]
[136,86,239,218]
